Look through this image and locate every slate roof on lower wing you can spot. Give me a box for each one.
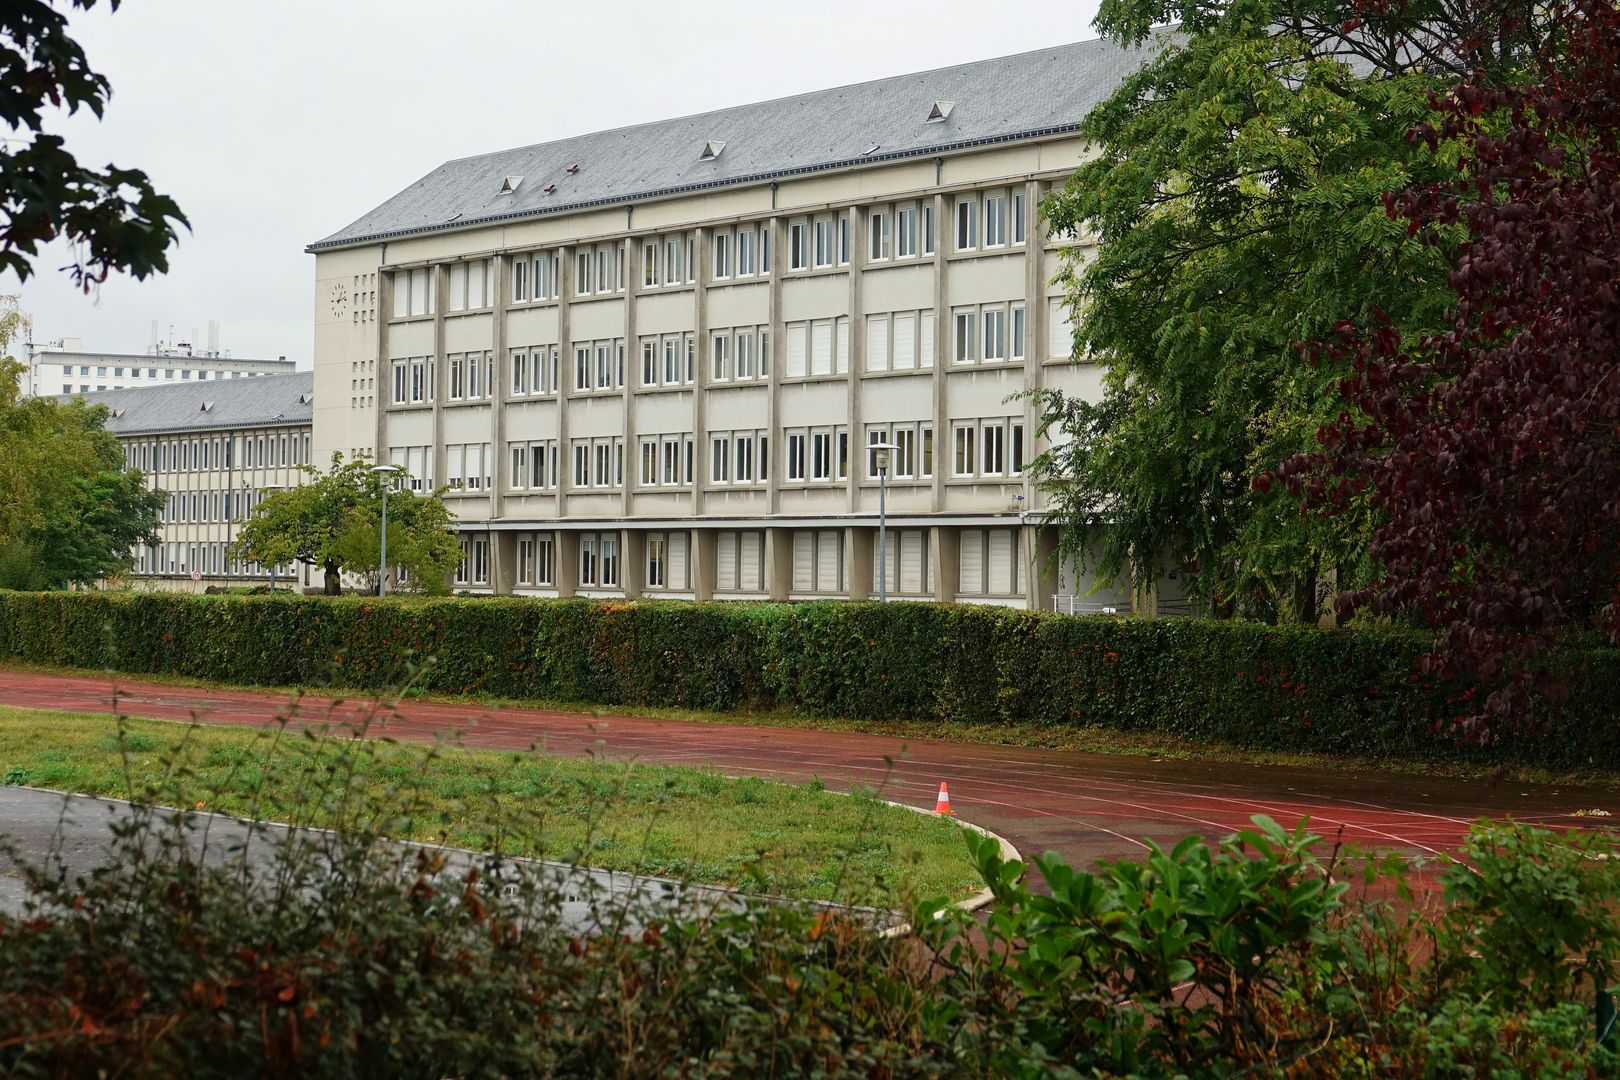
[307,34,1162,253]
[65,373,315,436]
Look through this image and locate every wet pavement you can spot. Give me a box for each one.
[2,669,1616,873]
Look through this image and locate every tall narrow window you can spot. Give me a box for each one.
[1011,304,1027,361]
[955,197,977,250]
[1012,192,1027,244]
[922,203,937,255]
[897,206,917,257]
[737,228,755,275]
[710,436,729,483]
[812,218,834,268]
[953,424,977,476]
[643,241,659,287]
[576,251,592,295]
[983,193,1007,247]
[954,310,977,364]
[512,259,528,302]
[983,422,1006,475]
[869,210,890,261]
[711,332,730,381]
[983,308,1006,361]
[713,232,730,278]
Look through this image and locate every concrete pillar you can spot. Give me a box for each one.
[692,527,717,601]
[556,247,574,519]
[431,264,449,490]
[693,226,711,518]
[847,526,873,600]
[493,530,518,596]
[765,214,784,516]
[766,526,793,600]
[621,528,644,599]
[930,192,949,515]
[556,531,579,597]
[931,524,958,603]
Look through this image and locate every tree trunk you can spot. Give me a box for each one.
[323,558,342,595]
[1293,564,1319,625]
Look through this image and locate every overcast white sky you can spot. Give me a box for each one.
[10,0,1104,366]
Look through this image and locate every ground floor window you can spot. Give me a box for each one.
[873,529,929,596]
[959,528,1023,597]
[715,531,765,593]
[791,530,845,594]
[579,532,620,588]
[516,532,556,587]
[455,535,490,586]
[644,531,689,591]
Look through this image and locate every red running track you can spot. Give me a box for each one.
[2,669,1615,871]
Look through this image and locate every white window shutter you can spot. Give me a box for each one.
[867,316,890,371]
[816,530,840,592]
[717,532,737,590]
[835,317,850,374]
[900,530,924,594]
[919,314,935,369]
[1049,297,1076,359]
[893,313,914,369]
[740,532,763,591]
[810,321,833,375]
[960,529,984,594]
[792,532,814,592]
[988,529,1014,594]
[788,325,808,377]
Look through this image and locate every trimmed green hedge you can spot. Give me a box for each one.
[0,591,1616,767]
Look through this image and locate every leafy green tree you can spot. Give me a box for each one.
[0,0,186,289]
[230,456,459,595]
[1029,0,1546,620]
[0,346,164,589]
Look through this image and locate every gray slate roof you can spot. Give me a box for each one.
[65,373,314,437]
[309,35,1162,253]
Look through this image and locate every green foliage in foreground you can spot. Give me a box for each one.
[2,592,1618,768]
[0,794,1613,1075]
[0,706,974,904]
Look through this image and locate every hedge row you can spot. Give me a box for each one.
[1,591,1616,768]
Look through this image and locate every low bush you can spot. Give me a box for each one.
[0,795,1614,1076]
[0,591,1617,767]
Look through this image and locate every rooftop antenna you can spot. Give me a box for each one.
[207,320,219,357]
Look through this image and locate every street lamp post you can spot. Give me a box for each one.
[258,483,287,593]
[370,465,402,596]
[869,442,901,603]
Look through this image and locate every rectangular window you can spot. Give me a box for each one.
[789,221,807,270]
[787,323,808,378]
[1012,192,1027,244]
[984,193,1007,247]
[954,310,977,364]
[810,320,832,376]
[600,534,620,587]
[646,535,666,588]
[665,236,682,285]
[535,535,554,585]
[955,197,977,251]
[595,343,611,390]
[711,332,729,381]
[869,210,890,261]
[813,218,835,268]
[1049,297,1077,360]
[1011,304,1026,361]
[663,338,680,385]
[643,241,659,287]
[710,436,729,483]
[510,444,528,489]
[713,232,730,278]
[811,431,832,481]
[640,438,658,486]
[921,311,935,369]
[641,339,658,386]
[953,424,977,476]
[786,432,806,481]
[737,227,755,275]
[983,421,1006,475]
[1012,422,1025,475]
[579,536,597,587]
[735,330,756,379]
[512,258,528,302]
[921,425,934,478]
[838,213,850,265]
[735,434,754,482]
[983,308,1006,362]
[866,315,889,372]
[573,441,589,488]
[897,206,917,258]
[922,203,937,255]
[575,346,592,391]
[576,251,593,296]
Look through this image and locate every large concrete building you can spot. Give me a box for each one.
[308,36,1187,611]
[28,337,297,399]
[79,374,316,590]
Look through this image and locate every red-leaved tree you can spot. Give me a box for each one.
[1273,0,1620,732]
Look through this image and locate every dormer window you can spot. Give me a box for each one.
[699,140,726,161]
[926,101,955,123]
[498,175,523,195]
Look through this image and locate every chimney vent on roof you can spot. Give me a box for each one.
[200,400,214,413]
[699,140,726,161]
[564,163,579,174]
[543,183,556,194]
[863,143,881,155]
[299,392,314,404]
[498,175,523,194]
[926,101,955,123]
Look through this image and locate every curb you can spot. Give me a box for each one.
[875,797,1022,940]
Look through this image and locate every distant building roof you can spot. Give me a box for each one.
[308,35,1163,253]
[42,351,297,368]
[67,373,314,436]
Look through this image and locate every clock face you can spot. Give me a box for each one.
[329,282,349,318]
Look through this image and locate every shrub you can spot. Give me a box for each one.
[1,591,1617,767]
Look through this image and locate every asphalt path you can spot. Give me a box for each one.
[0,785,741,928]
[2,669,1616,874]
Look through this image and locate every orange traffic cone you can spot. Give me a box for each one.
[934,781,954,817]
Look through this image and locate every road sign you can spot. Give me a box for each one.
[190,570,203,582]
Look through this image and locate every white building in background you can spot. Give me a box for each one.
[74,374,316,591]
[307,36,1191,612]
[26,329,297,398]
